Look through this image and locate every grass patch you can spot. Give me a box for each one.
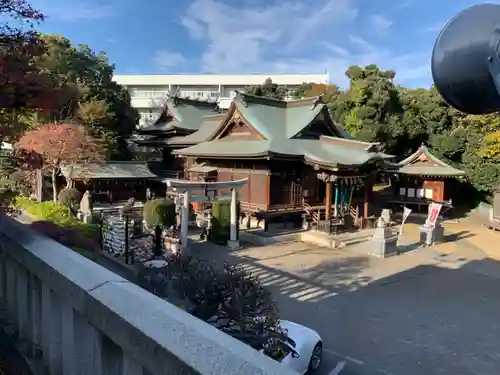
[13,196,99,250]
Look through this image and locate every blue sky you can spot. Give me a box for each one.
[30,0,500,88]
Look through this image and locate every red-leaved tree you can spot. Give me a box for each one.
[16,123,106,201]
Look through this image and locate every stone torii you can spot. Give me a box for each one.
[165,178,248,251]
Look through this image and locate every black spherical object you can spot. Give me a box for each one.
[432,3,500,114]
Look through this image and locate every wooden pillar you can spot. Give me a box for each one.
[334,181,339,217]
[325,181,332,219]
[363,181,371,218]
[265,173,271,210]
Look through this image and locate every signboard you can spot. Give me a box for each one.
[399,206,412,235]
[426,202,443,228]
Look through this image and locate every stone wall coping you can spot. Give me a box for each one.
[0,215,297,375]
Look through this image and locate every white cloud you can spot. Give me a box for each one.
[32,0,115,21]
[420,22,445,33]
[153,51,187,71]
[348,35,377,52]
[180,0,357,73]
[320,43,351,58]
[179,0,432,88]
[369,14,393,33]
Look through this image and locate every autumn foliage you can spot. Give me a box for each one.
[16,123,106,200]
[16,123,105,166]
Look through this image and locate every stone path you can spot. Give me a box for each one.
[402,214,500,260]
[190,217,500,375]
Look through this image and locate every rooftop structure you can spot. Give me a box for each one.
[132,96,221,148]
[385,145,466,207]
[172,92,389,226]
[173,92,384,168]
[112,73,330,125]
[387,145,466,177]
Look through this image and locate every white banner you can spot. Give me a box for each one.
[399,206,412,235]
[426,202,443,228]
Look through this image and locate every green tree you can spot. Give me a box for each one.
[34,35,138,159]
[245,78,288,100]
[328,65,403,150]
[0,0,48,211]
[0,0,49,140]
[293,83,341,103]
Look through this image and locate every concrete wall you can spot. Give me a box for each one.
[0,215,297,375]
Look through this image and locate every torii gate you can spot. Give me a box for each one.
[165,178,248,250]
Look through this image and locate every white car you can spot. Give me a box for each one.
[272,320,323,374]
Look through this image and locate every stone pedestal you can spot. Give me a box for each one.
[419,224,444,246]
[227,240,240,250]
[368,227,398,258]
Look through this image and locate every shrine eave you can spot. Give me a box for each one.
[384,166,466,177]
[61,162,159,180]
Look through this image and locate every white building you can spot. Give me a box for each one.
[112,73,329,126]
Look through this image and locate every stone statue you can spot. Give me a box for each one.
[120,197,136,215]
[376,215,386,228]
[381,209,392,225]
[80,190,93,223]
[146,188,152,201]
[120,197,141,222]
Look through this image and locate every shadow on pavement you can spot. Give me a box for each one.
[192,240,500,375]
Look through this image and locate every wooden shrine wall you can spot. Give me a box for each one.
[423,180,444,201]
[205,160,269,211]
[395,178,445,201]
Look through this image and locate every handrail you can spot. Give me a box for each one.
[0,215,297,375]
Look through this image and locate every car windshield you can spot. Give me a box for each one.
[263,337,297,362]
[226,329,297,363]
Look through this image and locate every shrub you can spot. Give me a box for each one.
[139,254,286,357]
[143,254,280,333]
[210,200,239,245]
[143,198,176,228]
[29,220,99,252]
[13,196,99,242]
[58,188,82,206]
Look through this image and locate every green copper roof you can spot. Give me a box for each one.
[174,138,385,168]
[231,93,327,140]
[171,94,392,168]
[168,114,223,146]
[136,97,220,135]
[387,145,465,176]
[61,162,158,180]
[167,97,220,131]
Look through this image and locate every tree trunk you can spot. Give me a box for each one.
[65,165,74,188]
[35,169,43,202]
[52,169,58,202]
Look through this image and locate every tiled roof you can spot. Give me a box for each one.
[135,96,220,135]
[171,93,391,168]
[168,114,225,145]
[60,162,158,180]
[386,145,465,176]
[174,138,388,168]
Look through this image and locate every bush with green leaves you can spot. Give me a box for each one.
[139,254,283,355]
[13,196,99,241]
[143,198,176,228]
[30,220,99,253]
[58,188,82,207]
[210,200,239,245]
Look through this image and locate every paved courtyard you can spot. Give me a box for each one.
[191,221,500,375]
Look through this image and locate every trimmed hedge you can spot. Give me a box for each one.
[58,188,82,206]
[210,200,239,245]
[143,198,176,228]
